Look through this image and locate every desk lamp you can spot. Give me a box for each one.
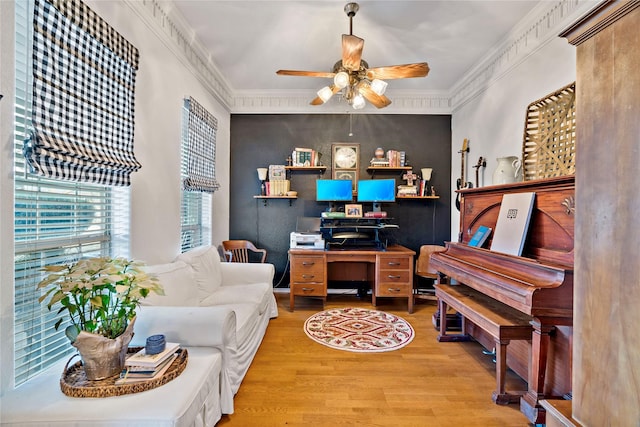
[421,168,433,196]
[257,168,268,196]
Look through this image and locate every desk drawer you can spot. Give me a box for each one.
[378,270,411,284]
[378,257,411,270]
[291,282,325,296]
[376,282,412,296]
[291,256,324,282]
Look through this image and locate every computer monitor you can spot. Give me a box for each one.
[357,179,396,212]
[316,179,353,207]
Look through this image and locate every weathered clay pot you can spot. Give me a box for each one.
[72,317,136,380]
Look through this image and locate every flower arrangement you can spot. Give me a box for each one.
[37,257,164,342]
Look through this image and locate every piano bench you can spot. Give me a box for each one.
[434,283,533,405]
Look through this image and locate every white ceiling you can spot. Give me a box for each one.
[168,0,540,99]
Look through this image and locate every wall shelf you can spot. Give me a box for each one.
[397,195,440,200]
[253,195,296,206]
[285,166,326,172]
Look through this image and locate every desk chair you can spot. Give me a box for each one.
[414,244,446,303]
[222,240,267,263]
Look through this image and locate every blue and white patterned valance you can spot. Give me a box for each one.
[25,0,141,186]
[183,97,219,193]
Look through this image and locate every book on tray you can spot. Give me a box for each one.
[125,342,180,368]
[116,342,181,385]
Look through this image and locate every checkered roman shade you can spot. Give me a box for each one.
[24,0,141,186]
[183,97,220,193]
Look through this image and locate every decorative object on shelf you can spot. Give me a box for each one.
[522,82,576,181]
[332,142,360,192]
[303,307,415,352]
[276,2,429,110]
[370,147,388,166]
[37,257,163,380]
[455,138,473,211]
[472,157,486,188]
[257,168,268,196]
[492,156,523,185]
[402,170,417,186]
[420,167,433,196]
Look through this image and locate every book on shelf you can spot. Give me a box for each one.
[397,185,417,196]
[490,192,536,256]
[292,148,320,167]
[116,353,178,385]
[266,179,290,196]
[468,225,492,248]
[125,342,180,368]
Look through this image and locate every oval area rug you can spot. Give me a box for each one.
[303,307,414,352]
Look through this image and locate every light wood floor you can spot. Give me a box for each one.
[217,290,531,426]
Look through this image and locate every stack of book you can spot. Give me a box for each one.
[291,148,321,167]
[386,150,406,167]
[397,185,417,197]
[116,342,180,385]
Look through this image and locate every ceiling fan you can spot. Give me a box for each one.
[276,2,429,109]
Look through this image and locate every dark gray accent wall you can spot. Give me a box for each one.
[229,114,451,284]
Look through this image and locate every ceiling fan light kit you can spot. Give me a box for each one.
[276,2,429,110]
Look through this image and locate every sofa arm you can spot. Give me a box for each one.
[132,305,237,348]
[220,262,275,286]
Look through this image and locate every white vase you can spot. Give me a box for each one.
[492,156,522,185]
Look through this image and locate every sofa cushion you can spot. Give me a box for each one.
[175,245,223,303]
[200,282,272,315]
[141,261,199,306]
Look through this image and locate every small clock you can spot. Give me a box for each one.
[332,143,359,169]
[332,143,360,192]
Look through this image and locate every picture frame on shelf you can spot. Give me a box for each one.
[345,204,363,218]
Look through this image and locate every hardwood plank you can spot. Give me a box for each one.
[217,291,531,426]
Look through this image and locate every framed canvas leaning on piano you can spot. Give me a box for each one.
[433,176,575,425]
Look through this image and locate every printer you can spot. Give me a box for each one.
[290,232,324,249]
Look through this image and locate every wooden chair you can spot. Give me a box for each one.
[414,244,446,303]
[222,240,267,263]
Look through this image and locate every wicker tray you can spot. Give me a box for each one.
[60,347,188,398]
[522,82,576,181]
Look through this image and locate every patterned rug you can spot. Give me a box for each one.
[303,307,415,352]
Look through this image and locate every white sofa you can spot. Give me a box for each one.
[132,245,278,415]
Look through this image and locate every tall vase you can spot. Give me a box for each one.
[492,156,522,185]
[72,316,136,380]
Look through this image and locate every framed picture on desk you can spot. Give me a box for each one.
[345,204,362,218]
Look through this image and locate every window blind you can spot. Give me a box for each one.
[14,0,129,385]
[181,100,212,252]
[182,97,220,193]
[24,0,141,187]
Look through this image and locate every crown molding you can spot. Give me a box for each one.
[231,90,451,114]
[449,0,600,112]
[124,0,234,110]
[128,0,600,115]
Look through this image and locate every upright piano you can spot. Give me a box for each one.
[431,176,574,424]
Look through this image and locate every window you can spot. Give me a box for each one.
[13,0,130,384]
[180,97,218,252]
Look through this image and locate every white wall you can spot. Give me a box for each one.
[85,1,231,264]
[0,0,231,393]
[449,37,577,240]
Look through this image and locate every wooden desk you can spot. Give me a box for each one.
[289,245,415,312]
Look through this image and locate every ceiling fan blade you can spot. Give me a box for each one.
[277,70,336,78]
[358,84,392,109]
[367,62,430,80]
[342,34,364,71]
[310,85,341,106]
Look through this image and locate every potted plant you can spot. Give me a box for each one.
[38,256,164,380]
